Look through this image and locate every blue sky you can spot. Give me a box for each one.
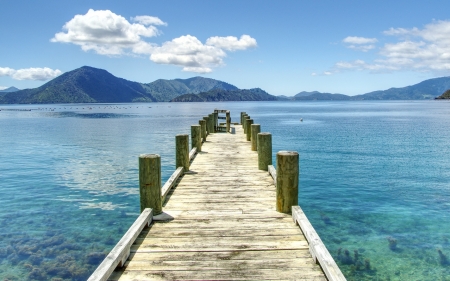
[1,0,450,96]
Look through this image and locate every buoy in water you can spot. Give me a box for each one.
[300,118,303,122]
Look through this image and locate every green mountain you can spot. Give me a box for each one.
[354,76,450,100]
[0,66,156,104]
[435,89,450,99]
[171,88,277,102]
[0,66,245,104]
[142,77,238,102]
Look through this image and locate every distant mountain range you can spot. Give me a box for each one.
[0,87,19,95]
[0,66,252,104]
[171,88,276,102]
[283,77,450,101]
[0,65,449,104]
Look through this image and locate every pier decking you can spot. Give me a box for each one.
[89,111,345,281]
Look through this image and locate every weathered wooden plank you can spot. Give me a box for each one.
[128,249,313,261]
[109,269,327,281]
[122,258,318,270]
[293,206,347,281]
[188,147,197,161]
[87,208,153,281]
[138,227,301,238]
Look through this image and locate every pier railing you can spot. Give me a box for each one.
[88,109,346,281]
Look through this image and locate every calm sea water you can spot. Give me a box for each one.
[1,101,450,280]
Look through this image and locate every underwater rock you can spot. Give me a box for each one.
[364,258,371,270]
[387,236,397,251]
[438,249,449,266]
[28,267,46,281]
[320,212,332,225]
[86,252,106,265]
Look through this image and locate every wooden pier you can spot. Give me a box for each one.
[89,110,346,281]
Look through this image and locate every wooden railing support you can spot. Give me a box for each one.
[257,133,272,170]
[191,125,202,152]
[276,151,299,214]
[251,124,260,151]
[176,134,189,171]
[139,154,162,214]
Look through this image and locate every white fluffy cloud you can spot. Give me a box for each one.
[51,9,163,55]
[206,35,257,51]
[0,67,61,81]
[52,10,257,73]
[342,36,378,52]
[320,20,450,75]
[0,67,15,77]
[131,15,167,26]
[150,35,257,73]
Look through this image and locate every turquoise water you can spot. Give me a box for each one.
[1,101,450,280]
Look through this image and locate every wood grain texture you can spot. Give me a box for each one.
[258,132,272,171]
[191,125,202,152]
[199,119,207,142]
[251,124,261,151]
[276,151,299,214]
[139,154,161,214]
[97,125,335,281]
[175,134,189,171]
[245,119,253,141]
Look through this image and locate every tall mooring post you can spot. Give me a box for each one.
[243,114,249,129]
[208,113,215,133]
[199,119,207,142]
[251,124,261,151]
[246,119,254,141]
[203,116,209,135]
[226,111,231,132]
[176,134,189,171]
[139,154,162,214]
[276,151,299,214]
[257,133,272,170]
[191,125,202,152]
[240,112,246,125]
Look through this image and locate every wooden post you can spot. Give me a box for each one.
[199,119,207,141]
[139,154,162,214]
[276,151,299,214]
[257,133,272,170]
[191,125,202,152]
[251,124,261,151]
[208,113,215,133]
[246,119,253,141]
[203,116,209,135]
[213,112,218,131]
[243,115,250,132]
[240,112,246,125]
[226,111,231,132]
[176,134,189,171]
[242,114,248,128]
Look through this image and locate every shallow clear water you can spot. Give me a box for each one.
[1,101,450,280]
